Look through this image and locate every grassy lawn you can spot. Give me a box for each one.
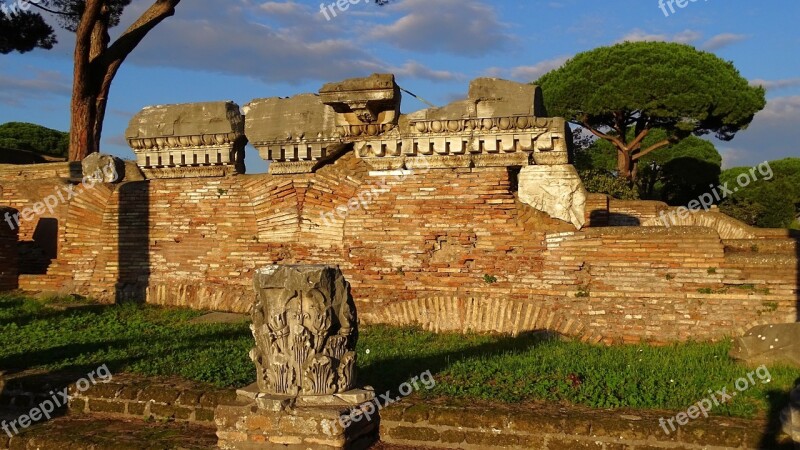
[1,293,798,419]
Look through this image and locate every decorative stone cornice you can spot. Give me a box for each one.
[126,101,246,179]
[353,116,570,170]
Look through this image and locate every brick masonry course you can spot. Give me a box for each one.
[5,373,794,449]
[0,156,797,344]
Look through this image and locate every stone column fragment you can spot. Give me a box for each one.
[250,264,358,397]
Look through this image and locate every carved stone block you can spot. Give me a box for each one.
[216,265,377,449]
[81,153,124,183]
[320,73,401,126]
[730,323,800,367]
[126,101,247,178]
[249,265,358,397]
[518,165,587,229]
[245,94,341,170]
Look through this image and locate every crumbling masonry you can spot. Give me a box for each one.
[0,74,797,344]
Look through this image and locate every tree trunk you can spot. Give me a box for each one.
[68,93,97,161]
[617,149,633,181]
[66,0,181,162]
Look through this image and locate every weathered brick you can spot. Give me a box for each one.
[387,425,440,442]
[88,399,126,414]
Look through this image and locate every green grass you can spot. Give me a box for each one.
[1,293,798,419]
[0,294,254,387]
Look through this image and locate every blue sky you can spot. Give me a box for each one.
[1,0,798,173]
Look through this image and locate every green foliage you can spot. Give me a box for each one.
[0,122,69,157]
[483,274,497,284]
[2,294,798,419]
[575,127,722,205]
[719,158,800,228]
[578,169,640,200]
[0,9,57,54]
[537,42,766,143]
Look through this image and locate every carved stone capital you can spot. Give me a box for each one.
[250,265,358,398]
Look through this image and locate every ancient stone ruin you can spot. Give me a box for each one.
[216,265,376,449]
[126,101,247,179]
[249,265,358,397]
[128,74,585,227]
[0,73,797,347]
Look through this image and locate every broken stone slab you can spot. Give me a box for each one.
[518,165,587,229]
[126,101,247,178]
[405,77,546,121]
[469,77,547,118]
[730,323,800,367]
[81,153,124,183]
[244,94,343,174]
[126,101,245,139]
[334,388,375,404]
[236,382,262,399]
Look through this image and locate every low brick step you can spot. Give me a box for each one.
[17,274,70,292]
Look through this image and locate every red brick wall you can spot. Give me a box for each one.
[1,155,797,343]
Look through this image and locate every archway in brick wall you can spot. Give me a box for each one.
[370,296,601,343]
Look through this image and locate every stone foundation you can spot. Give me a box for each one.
[215,397,378,450]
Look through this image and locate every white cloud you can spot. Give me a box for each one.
[259,1,305,16]
[485,55,571,83]
[114,0,468,85]
[618,28,701,44]
[749,78,800,91]
[390,61,464,82]
[0,70,71,106]
[755,95,800,121]
[712,96,800,167]
[700,33,748,51]
[367,0,509,57]
[617,30,748,51]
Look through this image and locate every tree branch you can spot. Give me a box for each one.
[627,126,650,152]
[580,117,626,151]
[632,138,672,161]
[102,0,180,67]
[29,2,77,16]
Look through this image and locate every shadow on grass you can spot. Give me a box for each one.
[358,330,558,395]
[759,377,799,449]
[0,304,109,329]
